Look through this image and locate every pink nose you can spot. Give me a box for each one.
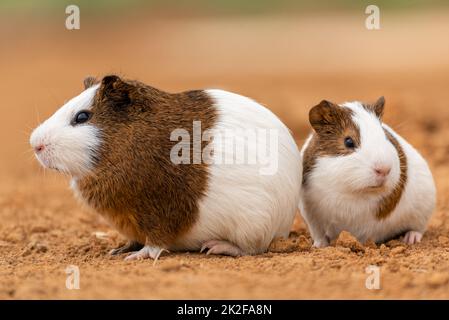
[374,165,391,177]
[34,144,45,153]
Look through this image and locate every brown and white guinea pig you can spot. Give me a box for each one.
[299,97,436,247]
[30,75,302,260]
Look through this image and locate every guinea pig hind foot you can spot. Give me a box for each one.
[109,241,144,255]
[200,240,244,257]
[124,246,169,263]
[402,231,423,245]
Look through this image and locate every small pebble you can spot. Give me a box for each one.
[390,246,406,256]
[438,236,449,245]
[335,231,365,253]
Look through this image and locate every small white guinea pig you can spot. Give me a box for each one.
[30,75,302,260]
[299,97,436,247]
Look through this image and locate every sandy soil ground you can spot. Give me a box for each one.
[1,10,449,299]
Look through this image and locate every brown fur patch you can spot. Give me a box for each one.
[76,75,217,247]
[376,128,408,220]
[303,101,360,185]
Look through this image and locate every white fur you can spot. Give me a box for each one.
[30,85,101,177]
[299,102,436,246]
[172,89,302,254]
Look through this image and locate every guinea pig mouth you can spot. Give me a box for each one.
[35,154,58,171]
[364,183,387,193]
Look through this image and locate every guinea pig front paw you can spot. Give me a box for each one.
[200,240,244,257]
[109,241,144,255]
[124,246,169,262]
[312,238,330,248]
[402,231,423,245]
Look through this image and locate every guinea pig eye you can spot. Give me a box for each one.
[73,111,91,125]
[344,137,355,149]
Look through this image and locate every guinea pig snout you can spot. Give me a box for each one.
[30,134,47,155]
[373,164,391,178]
[366,163,392,189]
[34,144,46,153]
[371,163,391,187]
[31,138,49,159]
[30,128,51,160]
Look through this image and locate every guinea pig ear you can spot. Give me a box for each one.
[99,75,132,108]
[83,76,97,90]
[366,96,385,119]
[101,75,123,91]
[309,100,338,130]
